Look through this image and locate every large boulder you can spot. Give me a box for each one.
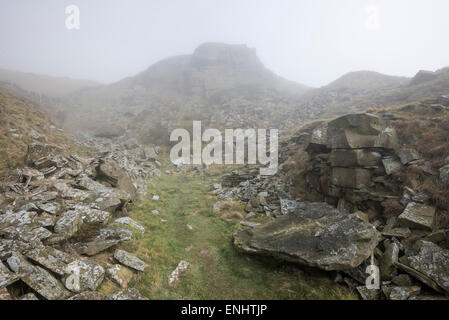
[327,114,398,150]
[233,202,382,271]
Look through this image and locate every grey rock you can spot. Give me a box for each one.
[397,241,449,294]
[234,202,382,271]
[114,249,147,272]
[397,202,436,231]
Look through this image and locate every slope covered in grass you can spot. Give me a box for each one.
[119,169,357,300]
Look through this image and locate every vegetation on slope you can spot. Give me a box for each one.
[112,169,356,300]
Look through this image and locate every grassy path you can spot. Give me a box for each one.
[122,170,357,300]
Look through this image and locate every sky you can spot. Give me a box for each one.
[1,0,449,87]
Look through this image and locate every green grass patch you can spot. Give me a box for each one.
[123,170,357,300]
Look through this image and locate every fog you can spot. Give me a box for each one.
[1,0,448,87]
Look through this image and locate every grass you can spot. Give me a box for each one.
[120,168,357,300]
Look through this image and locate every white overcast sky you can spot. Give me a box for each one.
[1,0,448,87]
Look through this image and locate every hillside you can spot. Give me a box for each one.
[295,68,449,119]
[59,43,312,139]
[0,68,100,98]
[0,88,85,170]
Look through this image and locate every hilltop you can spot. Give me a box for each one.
[58,43,312,139]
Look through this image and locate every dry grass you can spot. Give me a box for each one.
[0,88,89,171]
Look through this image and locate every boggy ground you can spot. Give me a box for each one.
[116,168,357,300]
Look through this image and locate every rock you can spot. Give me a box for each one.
[7,253,71,300]
[356,286,380,300]
[0,260,20,289]
[397,202,436,231]
[234,202,382,271]
[68,291,105,300]
[96,228,132,242]
[279,198,304,215]
[25,246,75,276]
[331,168,371,189]
[168,260,189,286]
[64,259,105,293]
[106,264,133,288]
[423,230,447,244]
[382,157,402,175]
[439,164,449,185]
[388,286,421,300]
[151,210,159,215]
[96,158,137,201]
[73,240,119,256]
[397,241,449,294]
[37,202,61,215]
[379,240,400,280]
[25,143,62,167]
[54,210,83,238]
[391,274,414,286]
[239,220,261,228]
[114,217,145,232]
[75,205,111,225]
[105,288,146,300]
[0,239,32,260]
[330,150,381,168]
[382,228,411,239]
[327,114,398,150]
[152,195,160,201]
[398,148,421,165]
[305,125,329,154]
[114,249,147,271]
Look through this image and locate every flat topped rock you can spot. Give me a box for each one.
[327,113,398,150]
[233,202,381,271]
[398,202,436,231]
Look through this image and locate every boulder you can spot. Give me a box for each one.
[25,246,75,276]
[233,202,382,271]
[327,114,398,150]
[114,249,147,272]
[96,228,132,242]
[114,217,145,232]
[73,240,119,256]
[397,241,449,294]
[95,158,137,201]
[64,259,105,293]
[398,148,421,165]
[382,157,402,175]
[54,210,83,239]
[0,260,20,289]
[398,202,436,231]
[7,253,71,300]
[25,143,62,167]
